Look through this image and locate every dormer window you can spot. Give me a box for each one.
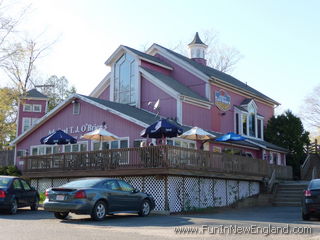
[114,53,136,105]
[234,99,264,140]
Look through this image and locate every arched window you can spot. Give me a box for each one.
[248,103,256,137]
[114,53,136,105]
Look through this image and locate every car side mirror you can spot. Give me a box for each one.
[132,189,140,193]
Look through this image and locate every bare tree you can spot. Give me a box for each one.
[300,84,320,133]
[172,29,242,73]
[2,38,54,93]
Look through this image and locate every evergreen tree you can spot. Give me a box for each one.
[265,110,310,178]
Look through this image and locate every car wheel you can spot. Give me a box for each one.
[54,212,69,220]
[30,196,39,211]
[9,199,18,215]
[138,199,151,217]
[91,200,107,221]
[302,212,310,221]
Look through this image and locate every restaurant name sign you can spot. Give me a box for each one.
[48,123,107,135]
[215,90,231,111]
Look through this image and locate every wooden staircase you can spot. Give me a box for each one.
[273,181,308,207]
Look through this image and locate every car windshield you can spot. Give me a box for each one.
[0,177,11,188]
[309,180,320,190]
[61,179,102,188]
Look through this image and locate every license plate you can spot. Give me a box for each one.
[56,195,65,201]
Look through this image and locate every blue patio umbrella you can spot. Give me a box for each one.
[215,132,246,142]
[40,130,77,145]
[215,132,245,154]
[140,119,183,139]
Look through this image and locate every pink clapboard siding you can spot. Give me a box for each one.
[211,85,275,132]
[154,54,207,99]
[182,102,212,130]
[18,99,47,136]
[141,60,171,75]
[97,86,110,101]
[140,76,177,119]
[16,99,145,165]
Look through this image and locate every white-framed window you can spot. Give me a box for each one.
[64,141,88,153]
[33,104,42,112]
[91,138,129,151]
[166,138,196,149]
[114,53,136,105]
[30,145,60,156]
[73,102,80,115]
[22,118,39,132]
[234,100,264,140]
[23,104,32,112]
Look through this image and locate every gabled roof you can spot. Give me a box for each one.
[246,138,289,153]
[241,98,253,105]
[151,44,279,105]
[23,89,48,99]
[123,46,172,69]
[140,67,209,103]
[82,95,161,125]
[188,32,207,46]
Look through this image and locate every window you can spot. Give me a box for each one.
[235,113,239,134]
[114,53,136,105]
[13,179,22,190]
[242,114,247,135]
[20,180,31,191]
[23,104,32,112]
[92,138,129,151]
[31,145,59,156]
[213,146,221,153]
[17,150,26,157]
[22,118,38,132]
[103,180,121,191]
[73,102,80,115]
[257,119,262,139]
[63,142,88,153]
[33,104,42,112]
[134,139,146,147]
[23,104,42,112]
[118,180,134,192]
[248,104,256,137]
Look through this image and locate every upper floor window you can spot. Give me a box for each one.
[22,117,38,132]
[73,102,80,115]
[234,100,264,140]
[23,104,42,112]
[114,53,136,105]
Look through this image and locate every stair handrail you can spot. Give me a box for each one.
[268,169,276,192]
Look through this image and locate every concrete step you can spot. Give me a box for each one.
[273,201,301,207]
[278,185,307,190]
[274,197,302,202]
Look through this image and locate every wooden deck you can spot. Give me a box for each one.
[22,145,293,180]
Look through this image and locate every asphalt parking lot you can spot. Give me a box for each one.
[0,206,319,240]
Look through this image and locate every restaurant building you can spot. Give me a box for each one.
[10,33,290,212]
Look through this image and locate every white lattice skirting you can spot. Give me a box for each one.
[31,176,260,212]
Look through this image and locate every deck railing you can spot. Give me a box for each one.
[22,145,292,179]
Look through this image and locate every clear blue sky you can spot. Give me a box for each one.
[4,0,320,132]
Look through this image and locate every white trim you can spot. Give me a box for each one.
[147,44,209,82]
[23,104,32,112]
[135,58,141,108]
[210,79,280,106]
[177,98,182,124]
[205,82,211,100]
[90,73,111,98]
[105,45,173,70]
[14,147,17,165]
[21,97,48,101]
[139,56,173,70]
[181,96,211,109]
[33,104,42,113]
